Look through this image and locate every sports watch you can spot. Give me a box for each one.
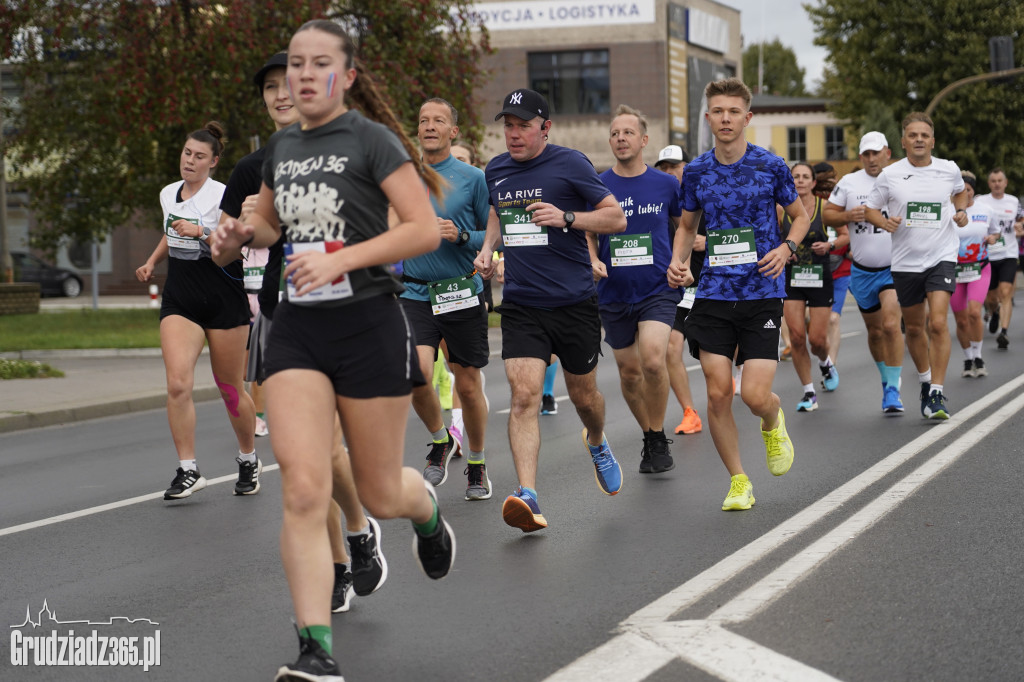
[563,211,576,229]
[457,230,471,245]
[784,239,797,254]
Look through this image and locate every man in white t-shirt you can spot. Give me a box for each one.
[975,168,1022,350]
[865,112,969,420]
[824,131,905,415]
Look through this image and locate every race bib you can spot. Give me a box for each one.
[429,274,480,315]
[243,266,265,293]
[610,234,653,266]
[707,227,756,266]
[905,201,941,229]
[955,262,982,284]
[165,213,202,251]
[499,206,547,246]
[284,241,354,303]
[679,286,697,309]
[790,264,824,288]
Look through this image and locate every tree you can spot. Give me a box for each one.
[0,1,491,253]
[808,0,1024,186]
[742,40,809,97]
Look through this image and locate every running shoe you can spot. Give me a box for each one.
[919,382,931,417]
[541,393,558,415]
[638,436,652,474]
[961,359,976,378]
[648,432,675,473]
[464,463,492,501]
[722,474,755,511]
[923,391,951,420]
[675,407,702,434]
[762,408,794,476]
[331,564,354,614]
[255,415,270,437]
[582,428,623,495]
[234,454,262,496]
[973,357,988,377]
[348,517,388,597]
[780,345,792,361]
[501,486,548,532]
[412,481,456,580]
[989,309,1000,334]
[422,431,461,486]
[438,370,454,411]
[820,363,839,392]
[882,384,904,415]
[275,630,343,682]
[449,423,463,451]
[796,391,818,412]
[164,467,207,500]
[997,331,1009,350]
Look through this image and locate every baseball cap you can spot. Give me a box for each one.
[859,131,888,154]
[656,145,684,165]
[961,171,977,191]
[494,89,549,121]
[253,51,288,93]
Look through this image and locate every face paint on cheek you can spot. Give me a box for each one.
[326,72,336,99]
[286,76,294,100]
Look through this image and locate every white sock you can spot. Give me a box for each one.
[819,355,834,369]
[918,370,932,384]
[179,459,197,472]
[345,523,369,539]
[802,383,815,394]
[238,450,257,464]
[970,340,983,357]
[962,346,974,360]
[930,383,943,396]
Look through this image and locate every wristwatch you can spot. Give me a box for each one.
[563,211,576,229]
[457,230,471,245]
[784,239,797,254]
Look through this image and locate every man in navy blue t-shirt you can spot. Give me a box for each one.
[667,78,809,512]
[474,88,627,533]
[588,104,681,476]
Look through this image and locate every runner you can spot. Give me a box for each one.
[952,171,999,376]
[401,97,491,501]
[667,77,803,512]
[473,87,627,532]
[865,112,968,419]
[823,131,905,413]
[976,168,1021,350]
[588,105,680,473]
[135,121,258,501]
[212,21,455,681]
[814,162,852,370]
[780,161,840,413]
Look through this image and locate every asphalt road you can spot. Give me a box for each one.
[2,311,1022,681]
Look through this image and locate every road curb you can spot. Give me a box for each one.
[0,386,221,434]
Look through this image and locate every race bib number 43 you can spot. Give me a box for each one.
[429,275,480,315]
[707,227,756,266]
[499,207,547,246]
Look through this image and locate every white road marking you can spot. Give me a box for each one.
[0,464,281,538]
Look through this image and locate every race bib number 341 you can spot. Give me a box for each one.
[499,207,547,246]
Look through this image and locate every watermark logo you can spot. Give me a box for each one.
[9,600,161,671]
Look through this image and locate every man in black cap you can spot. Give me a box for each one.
[473,89,626,533]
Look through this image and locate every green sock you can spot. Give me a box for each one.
[412,497,439,536]
[300,625,332,655]
[256,412,265,419]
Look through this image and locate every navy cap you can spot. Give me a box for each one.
[495,88,549,121]
[253,52,288,93]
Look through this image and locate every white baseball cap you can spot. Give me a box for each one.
[859,131,888,154]
[656,145,684,165]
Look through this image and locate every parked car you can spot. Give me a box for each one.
[12,251,83,297]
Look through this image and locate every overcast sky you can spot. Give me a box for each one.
[725,0,828,91]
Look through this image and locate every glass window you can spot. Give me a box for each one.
[825,126,846,160]
[528,50,610,116]
[787,127,807,162]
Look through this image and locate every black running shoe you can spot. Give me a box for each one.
[541,393,558,415]
[638,435,653,474]
[331,564,354,614]
[413,481,455,580]
[164,468,207,500]
[648,432,675,473]
[422,431,461,486]
[997,331,1009,350]
[234,454,262,495]
[348,517,387,597]
[274,631,343,682]
[961,359,976,378]
[989,309,1000,334]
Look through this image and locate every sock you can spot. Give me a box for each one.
[918,370,932,384]
[930,383,943,396]
[543,361,558,395]
[179,459,197,472]
[431,426,449,443]
[819,355,834,369]
[345,523,369,539]
[521,486,538,501]
[875,361,886,384]
[256,412,265,420]
[238,450,257,464]
[586,432,606,452]
[883,366,902,388]
[970,340,983,357]
[802,383,815,394]
[412,496,439,536]
[299,625,332,656]
[1001,327,1008,335]
[962,346,974,360]
[451,408,464,434]
[467,449,485,465]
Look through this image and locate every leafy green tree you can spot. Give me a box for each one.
[808,0,1024,185]
[742,40,809,96]
[0,1,491,252]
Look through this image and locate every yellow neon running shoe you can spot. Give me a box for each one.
[762,408,794,476]
[722,474,755,511]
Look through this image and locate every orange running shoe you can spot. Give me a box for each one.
[675,407,703,434]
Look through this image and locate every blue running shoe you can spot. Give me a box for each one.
[502,487,547,532]
[796,391,818,412]
[919,382,931,417]
[820,363,839,392]
[882,384,904,415]
[582,428,622,495]
[923,391,951,420]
